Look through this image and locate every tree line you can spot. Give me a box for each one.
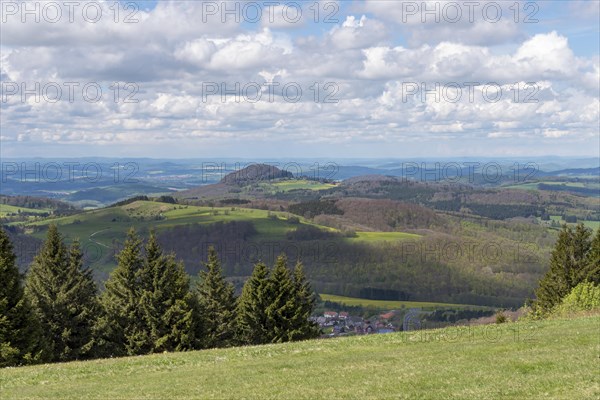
[0,225,319,367]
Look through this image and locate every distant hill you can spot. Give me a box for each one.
[539,167,600,177]
[0,194,77,211]
[176,164,298,200]
[220,164,294,185]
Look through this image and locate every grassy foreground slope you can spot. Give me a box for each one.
[2,316,598,400]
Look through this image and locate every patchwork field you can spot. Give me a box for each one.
[15,200,423,250]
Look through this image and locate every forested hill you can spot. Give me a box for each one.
[220,164,294,185]
[3,170,598,308]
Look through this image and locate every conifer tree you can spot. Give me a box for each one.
[139,232,196,352]
[266,255,296,343]
[100,228,146,356]
[534,223,593,313]
[289,261,320,341]
[582,228,600,285]
[25,225,99,362]
[235,262,272,345]
[0,228,44,366]
[572,223,593,280]
[196,246,236,348]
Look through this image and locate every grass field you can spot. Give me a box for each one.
[1,315,598,399]
[545,215,600,232]
[0,204,51,217]
[582,220,600,230]
[10,201,425,274]
[350,231,421,243]
[505,180,599,193]
[320,294,488,310]
[13,201,421,261]
[271,179,336,192]
[15,201,319,252]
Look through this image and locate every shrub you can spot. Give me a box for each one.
[343,229,357,238]
[495,311,508,324]
[554,282,600,316]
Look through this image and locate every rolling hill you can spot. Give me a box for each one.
[4,165,597,307]
[5,197,550,307]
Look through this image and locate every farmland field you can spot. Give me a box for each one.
[11,201,424,259]
[319,294,488,310]
[0,204,51,217]
[271,180,337,192]
[545,215,600,232]
[15,201,320,245]
[350,231,422,243]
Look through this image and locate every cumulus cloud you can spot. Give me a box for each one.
[329,15,388,50]
[0,0,598,157]
[359,0,525,46]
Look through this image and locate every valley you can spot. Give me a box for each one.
[3,160,598,309]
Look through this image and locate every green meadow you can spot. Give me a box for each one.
[1,315,597,400]
[350,231,422,243]
[319,294,487,310]
[0,204,51,217]
[13,201,421,256]
[18,201,309,244]
[271,179,337,192]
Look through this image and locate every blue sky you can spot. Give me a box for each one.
[1,0,598,158]
[127,0,599,57]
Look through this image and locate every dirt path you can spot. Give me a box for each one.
[89,228,111,248]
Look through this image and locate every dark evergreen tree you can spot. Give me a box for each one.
[572,223,593,280]
[582,228,600,285]
[139,232,196,353]
[0,228,44,366]
[534,224,593,313]
[235,262,272,345]
[99,228,146,356]
[25,225,99,362]
[289,261,320,341]
[196,247,236,348]
[265,255,296,343]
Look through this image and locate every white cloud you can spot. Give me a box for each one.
[0,1,598,157]
[329,15,388,50]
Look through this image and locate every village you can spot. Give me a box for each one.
[313,310,401,337]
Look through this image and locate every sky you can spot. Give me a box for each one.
[0,0,599,159]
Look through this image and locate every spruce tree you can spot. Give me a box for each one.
[26,225,99,362]
[100,228,146,356]
[139,232,196,353]
[289,261,320,341]
[534,223,593,313]
[266,255,296,343]
[0,228,44,366]
[196,246,236,348]
[235,262,272,345]
[582,228,600,285]
[572,223,593,282]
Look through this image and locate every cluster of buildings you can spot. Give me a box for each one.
[313,310,398,336]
